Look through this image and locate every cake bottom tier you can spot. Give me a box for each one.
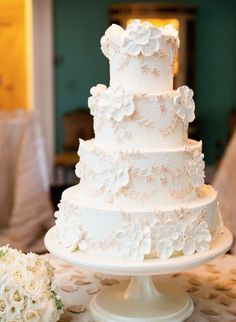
[55,185,223,260]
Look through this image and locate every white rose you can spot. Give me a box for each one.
[23,309,40,322]
[23,277,45,298]
[10,266,28,284]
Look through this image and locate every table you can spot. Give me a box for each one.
[0,109,53,252]
[43,253,236,322]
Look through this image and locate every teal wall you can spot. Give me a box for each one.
[54,0,236,164]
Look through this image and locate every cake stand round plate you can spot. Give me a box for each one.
[45,226,232,322]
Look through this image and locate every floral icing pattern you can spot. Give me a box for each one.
[122,19,162,56]
[187,152,205,188]
[94,155,129,194]
[115,221,152,260]
[173,86,195,123]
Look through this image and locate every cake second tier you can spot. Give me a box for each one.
[89,85,195,150]
[76,139,205,209]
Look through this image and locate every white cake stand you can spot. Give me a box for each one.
[45,226,232,322]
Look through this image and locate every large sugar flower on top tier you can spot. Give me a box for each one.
[188,152,205,188]
[97,86,134,122]
[94,155,129,194]
[122,19,162,56]
[174,86,195,123]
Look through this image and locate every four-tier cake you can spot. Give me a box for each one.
[55,20,223,261]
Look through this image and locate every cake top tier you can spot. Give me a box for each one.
[101,20,180,94]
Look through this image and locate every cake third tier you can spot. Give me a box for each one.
[76,139,205,209]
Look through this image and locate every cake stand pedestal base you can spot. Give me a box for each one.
[90,276,194,322]
[45,226,232,322]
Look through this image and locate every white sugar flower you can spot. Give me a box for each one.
[116,222,151,260]
[101,24,124,58]
[161,24,178,38]
[122,19,161,56]
[98,86,134,121]
[183,221,212,255]
[88,84,107,115]
[174,86,195,123]
[188,153,205,188]
[161,24,180,47]
[55,213,85,251]
[153,221,184,259]
[94,155,129,194]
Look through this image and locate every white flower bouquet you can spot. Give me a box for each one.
[0,246,63,322]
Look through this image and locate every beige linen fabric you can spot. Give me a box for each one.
[213,129,236,254]
[0,110,54,252]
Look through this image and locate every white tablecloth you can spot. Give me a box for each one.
[43,254,236,322]
[213,129,236,254]
[0,109,53,252]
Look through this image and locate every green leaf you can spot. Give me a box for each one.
[0,249,7,258]
[52,291,64,312]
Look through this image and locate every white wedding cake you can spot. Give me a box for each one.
[55,20,223,260]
